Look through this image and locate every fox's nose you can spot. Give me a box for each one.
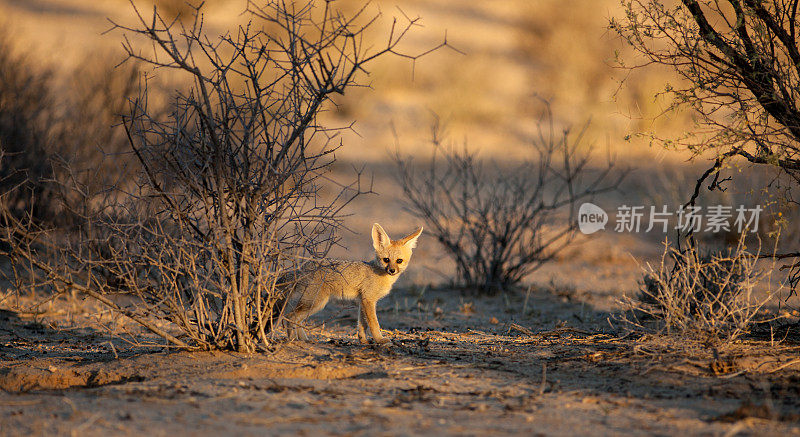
[387,268,397,275]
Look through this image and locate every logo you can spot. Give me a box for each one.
[576,203,763,234]
[578,203,608,234]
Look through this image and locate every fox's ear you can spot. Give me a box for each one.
[372,223,391,251]
[400,226,423,249]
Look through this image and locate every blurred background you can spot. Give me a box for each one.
[1,0,795,301]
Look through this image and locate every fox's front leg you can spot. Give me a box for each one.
[357,301,369,344]
[360,297,389,344]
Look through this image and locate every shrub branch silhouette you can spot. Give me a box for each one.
[395,108,625,291]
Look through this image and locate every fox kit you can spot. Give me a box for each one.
[284,223,423,344]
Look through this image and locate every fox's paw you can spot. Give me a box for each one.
[374,337,391,345]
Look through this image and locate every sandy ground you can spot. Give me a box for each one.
[2,283,800,436]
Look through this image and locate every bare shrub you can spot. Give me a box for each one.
[611,0,800,293]
[395,109,625,291]
[0,28,142,226]
[0,31,59,221]
[65,54,142,159]
[612,0,800,183]
[49,55,146,229]
[620,238,773,344]
[1,1,442,352]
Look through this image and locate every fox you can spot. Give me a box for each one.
[283,223,423,344]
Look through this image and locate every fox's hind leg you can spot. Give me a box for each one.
[283,307,308,341]
[285,303,312,341]
[285,292,330,342]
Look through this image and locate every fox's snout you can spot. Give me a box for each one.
[386,267,398,275]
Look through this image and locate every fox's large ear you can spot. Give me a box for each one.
[372,223,391,251]
[400,226,423,249]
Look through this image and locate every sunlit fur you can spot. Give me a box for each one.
[284,223,423,344]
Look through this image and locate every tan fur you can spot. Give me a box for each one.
[284,223,423,344]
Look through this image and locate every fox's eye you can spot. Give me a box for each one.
[396,259,403,264]
[382,258,390,263]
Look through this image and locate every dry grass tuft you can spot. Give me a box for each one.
[619,237,775,345]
